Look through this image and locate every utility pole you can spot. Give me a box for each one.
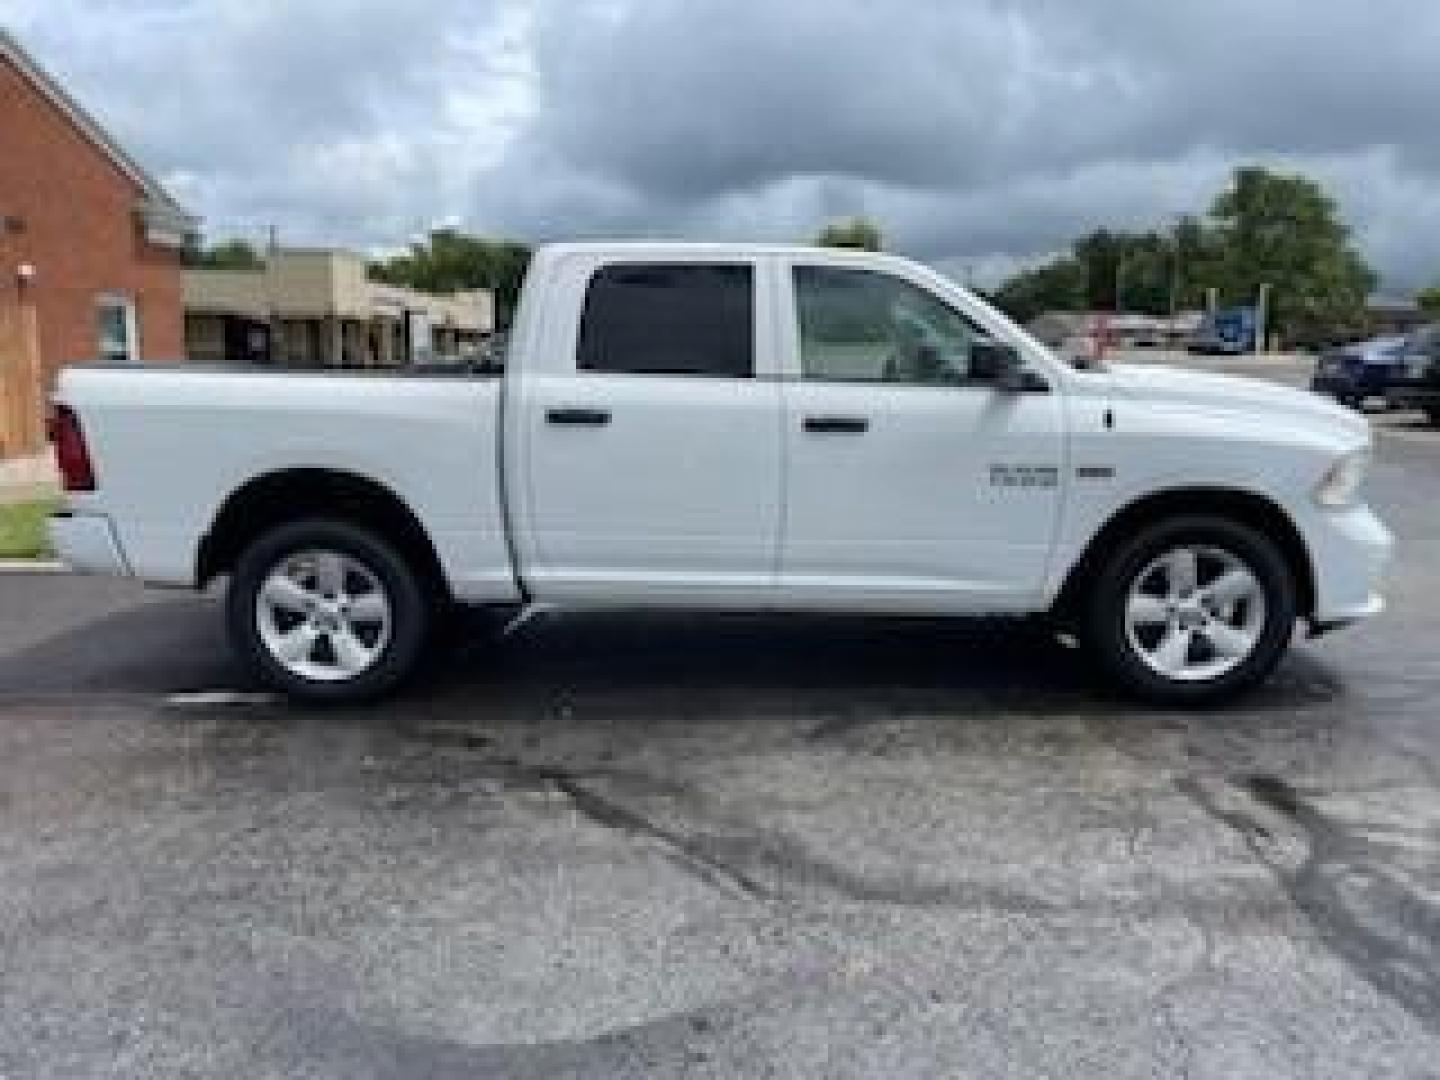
[1255,282,1271,357]
[1169,218,1183,321]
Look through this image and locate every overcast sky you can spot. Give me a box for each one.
[9,0,1440,290]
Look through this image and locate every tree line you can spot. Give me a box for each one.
[186,166,1400,344]
[989,167,1378,345]
[811,168,1386,346]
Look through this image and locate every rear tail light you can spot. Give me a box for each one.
[48,404,96,491]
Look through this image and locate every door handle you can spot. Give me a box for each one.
[803,416,869,434]
[546,408,611,427]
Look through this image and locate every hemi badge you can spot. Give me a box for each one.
[1076,466,1115,480]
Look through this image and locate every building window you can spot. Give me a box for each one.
[96,294,139,364]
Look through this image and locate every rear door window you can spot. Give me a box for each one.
[577,263,754,377]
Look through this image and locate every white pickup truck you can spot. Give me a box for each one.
[48,243,1392,703]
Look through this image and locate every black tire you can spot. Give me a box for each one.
[1083,515,1298,705]
[226,518,431,703]
[1426,408,1440,427]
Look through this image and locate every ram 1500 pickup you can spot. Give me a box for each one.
[48,243,1392,703]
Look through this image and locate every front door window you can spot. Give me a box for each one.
[793,265,984,385]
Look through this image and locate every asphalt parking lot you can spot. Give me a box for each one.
[2,368,1439,1077]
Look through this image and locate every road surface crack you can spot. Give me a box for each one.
[547,774,768,900]
[1177,772,1440,1030]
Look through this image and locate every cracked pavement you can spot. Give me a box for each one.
[2,413,1439,1077]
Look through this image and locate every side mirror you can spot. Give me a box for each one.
[971,341,1047,392]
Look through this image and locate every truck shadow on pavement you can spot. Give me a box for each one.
[0,596,1347,719]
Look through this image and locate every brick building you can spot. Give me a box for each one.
[0,29,195,458]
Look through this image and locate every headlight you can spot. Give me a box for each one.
[1314,447,1370,508]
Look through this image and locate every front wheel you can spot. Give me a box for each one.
[227,519,431,702]
[1084,516,1297,704]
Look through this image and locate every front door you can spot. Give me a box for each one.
[777,261,1066,612]
[514,258,783,606]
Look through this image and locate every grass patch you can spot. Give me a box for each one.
[0,498,60,559]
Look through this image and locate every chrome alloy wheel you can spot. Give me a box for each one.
[255,549,392,683]
[1123,544,1267,683]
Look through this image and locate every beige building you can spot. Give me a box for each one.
[183,248,494,367]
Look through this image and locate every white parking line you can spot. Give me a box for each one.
[0,559,66,573]
[164,690,280,708]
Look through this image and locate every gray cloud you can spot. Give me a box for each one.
[9,0,1440,288]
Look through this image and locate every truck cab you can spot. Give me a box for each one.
[504,246,1066,613]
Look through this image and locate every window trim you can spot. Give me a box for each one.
[573,260,758,380]
[95,292,139,364]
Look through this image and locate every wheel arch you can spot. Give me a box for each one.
[1053,486,1316,621]
[197,468,451,603]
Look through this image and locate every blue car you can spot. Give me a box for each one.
[1189,307,1257,355]
[1311,334,1410,409]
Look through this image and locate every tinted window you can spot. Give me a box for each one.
[793,265,986,385]
[577,263,753,377]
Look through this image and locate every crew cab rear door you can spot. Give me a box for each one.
[508,252,784,605]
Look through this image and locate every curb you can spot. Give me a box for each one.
[0,559,67,573]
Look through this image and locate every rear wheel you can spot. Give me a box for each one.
[1084,516,1297,704]
[1426,407,1440,427]
[227,519,430,702]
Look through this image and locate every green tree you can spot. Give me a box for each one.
[369,230,533,324]
[993,229,1180,321]
[1416,285,1440,316]
[990,256,1087,324]
[991,167,1372,343]
[1207,166,1375,343]
[814,216,883,251]
[1073,229,1178,315]
[187,238,263,269]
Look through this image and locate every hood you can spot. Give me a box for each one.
[1106,363,1370,442]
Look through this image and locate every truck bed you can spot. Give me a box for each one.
[55,363,519,602]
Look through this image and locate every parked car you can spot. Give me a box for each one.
[1310,334,1410,409]
[1188,307,1257,355]
[47,243,1392,705]
[1386,323,1440,424]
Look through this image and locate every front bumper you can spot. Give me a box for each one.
[1386,385,1440,411]
[1313,368,1398,400]
[1302,503,1392,628]
[48,512,131,576]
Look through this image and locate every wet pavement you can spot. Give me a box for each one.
[2,420,1439,1078]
